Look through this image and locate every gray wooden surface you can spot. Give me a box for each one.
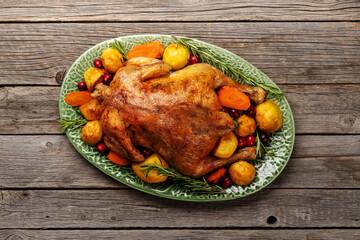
[0,1,359,239]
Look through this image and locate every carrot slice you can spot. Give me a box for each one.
[217,86,251,110]
[206,167,227,184]
[127,41,165,59]
[108,151,131,166]
[65,91,93,107]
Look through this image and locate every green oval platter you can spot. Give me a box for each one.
[59,34,295,202]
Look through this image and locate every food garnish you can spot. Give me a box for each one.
[255,99,283,133]
[84,68,107,92]
[229,161,255,186]
[108,151,131,166]
[141,160,226,194]
[255,129,273,158]
[212,132,238,159]
[96,143,107,154]
[236,114,256,137]
[171,35,284,99]
[64,91,93,106]
[217,86,251,110]
[206,167,227,185]
[81,120,103,146]
[109,40,128,60]
[133,154,169,183]
[127,41,165,60]
[77,81,87,91]
[162,43,190,70]
[94,59,102,68]
[58,119,87,132]
[101,48,124,74]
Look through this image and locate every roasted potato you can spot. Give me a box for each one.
[79,98,102,120]
[132,153,169,183]
[81,120,103,146]
[229,160,255,186]
[84,68,107,92]
[101,48,124,74]
[212,131,238,159]
[236,114,256,137]
[163,43,190,70]
[255,100,283,133]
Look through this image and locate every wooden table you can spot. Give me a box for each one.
[1,1,359,239]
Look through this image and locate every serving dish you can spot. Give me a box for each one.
[59,34,295,201]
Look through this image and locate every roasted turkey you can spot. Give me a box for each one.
[92,57,265,178]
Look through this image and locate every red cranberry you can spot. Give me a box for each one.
[96,143,106,154]
[103,74,113,85]
[259,132,271,145]
[229,108,240,119]
[190,55,200,64]
[222,107,229,113]
[245,104,256,117]
[77,81,87,91]
[238,137,247,148]
[141,148,153,158]
[94,59,102,68]
[246,135,256,147]
[221,177,232,188]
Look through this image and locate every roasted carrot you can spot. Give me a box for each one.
[65,91,93,107]
[217,86,251,110]
[206,167,227,184]
[108,151,131,166]
[127,41,165,59]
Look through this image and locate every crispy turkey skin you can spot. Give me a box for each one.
[93,57,265,177]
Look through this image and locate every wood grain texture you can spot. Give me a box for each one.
[0,189,359,228]
[1,0,359,22]
[1,85,359,134]
[0,135,359,189]
[0,229,359,240]
[1,22,359,86]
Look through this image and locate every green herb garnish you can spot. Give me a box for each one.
[58,119,87,132]
[171,35,284,99]
[109,39,128,60]
[141,160,226,194]
[233,120,241,136]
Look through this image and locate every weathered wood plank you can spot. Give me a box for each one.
[0,189,358,228]
[0,229,359,240]
[1,0,359,22]
[1,22,359,85]
[0,135,359,189]
[0,87,60,134]
[1,85,359,134]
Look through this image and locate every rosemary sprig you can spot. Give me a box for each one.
[58,119,87,132]
[233,120,241,136]
[141,162,226,194]
[171,35,284,98]
[255,130,266,158]
[109,39,128,60]
[234,120,241,128]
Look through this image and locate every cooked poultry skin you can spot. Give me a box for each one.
[93,57,265,178]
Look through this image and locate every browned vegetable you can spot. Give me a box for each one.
[101,48,124,74]
[84,68,107,92]
[65,91,93,107]
[132,154,169,183]
[206,167,227,184]
[255,100,283,133]
[127,41,165,60]
[81,120,103,146]
[229,161,255,186]
[236,114,256,137]
[212,131,238,158]
[79,98,102,120]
